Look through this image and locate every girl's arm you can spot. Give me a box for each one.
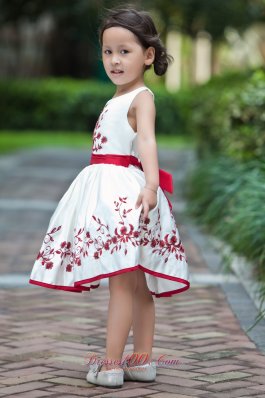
[133,90,159,221]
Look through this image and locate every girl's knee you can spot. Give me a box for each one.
[109,271,137,293]
[135,270,153,300]
[135,269,148,291]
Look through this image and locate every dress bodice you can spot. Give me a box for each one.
[91,86,154,158]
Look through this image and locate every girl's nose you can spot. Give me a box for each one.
[111,55,120,65]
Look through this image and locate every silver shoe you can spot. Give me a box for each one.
[123,360,156,382]
[86,363,124,388]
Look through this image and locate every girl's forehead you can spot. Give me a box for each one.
[102,26,138,46]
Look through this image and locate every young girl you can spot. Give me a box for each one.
[29,5,190,389]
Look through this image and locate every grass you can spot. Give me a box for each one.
[0,130,195,155]
[186,155,265,327]
[186,155,265,268]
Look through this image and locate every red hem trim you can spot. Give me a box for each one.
[29,279,99,293]
[29,264,190,298]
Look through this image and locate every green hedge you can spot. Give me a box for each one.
[184,67,265,285]
[0,78,186,135]
[185,67,265,161]
[186,155,265,272]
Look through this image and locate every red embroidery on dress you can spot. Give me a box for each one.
[92,105,108,152]
[36,196,187,272]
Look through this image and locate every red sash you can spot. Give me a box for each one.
[89,153,174,194]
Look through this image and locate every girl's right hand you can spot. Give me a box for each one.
[135,186,157,222]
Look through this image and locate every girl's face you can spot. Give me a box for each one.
[102,26,154,88]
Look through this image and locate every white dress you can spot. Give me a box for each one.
[29,86,190,297]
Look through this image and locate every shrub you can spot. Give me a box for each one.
[185,67,265,304]
[186,67,265,162]
[0,78,186,135]
[186,155,265,271]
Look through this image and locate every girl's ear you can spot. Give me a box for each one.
[144,46,155,66]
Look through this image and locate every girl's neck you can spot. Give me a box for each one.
[114,81,145,97]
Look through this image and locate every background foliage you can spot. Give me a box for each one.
[1,0,265,78]
[184,66,265,280]
[0,78,186,134]
[183,67,265,162]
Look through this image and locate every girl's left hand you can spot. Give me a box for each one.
[135,187,157,222]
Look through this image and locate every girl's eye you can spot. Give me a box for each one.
[103,49,128,55]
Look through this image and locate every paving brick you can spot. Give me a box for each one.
[45,361,88,372]
[192,364,248,375]
[42,369,85,379]
[45,384,112,396]
[157,368,205,378]
[246,375,265,384]
[6,338,55,348]
[0,366,57,378]
[193,371,252,383]
[0,381,53,395]
[1,359,51,370]
[155,375,207,387]
[233,388,265,398]
[145,394,193,398]
[148,384,207,395]
[241,367,265,376]
[187,350,240,361]
[190,343,232,353]
[248,396,265,398]
[61,396,97,398]
[197,359,247,368]
[206,379,259,391]
[100,388,159,397]
[47,355,86,365]
[0,372,54,385]
[182,332,227,340]
[202,390,262,398]
[4,390,56,398]
[249,384,265,391]
[44,376,90,388]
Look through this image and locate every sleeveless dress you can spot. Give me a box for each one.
[29,86,190,297]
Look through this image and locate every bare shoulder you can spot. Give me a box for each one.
[131,89,155,113]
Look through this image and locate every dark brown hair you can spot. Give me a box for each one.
[98,5,174,76]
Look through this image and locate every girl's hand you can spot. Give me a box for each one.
[135,186,158,222]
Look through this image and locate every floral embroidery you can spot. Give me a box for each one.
[92,105,108,152]
[36,196,187,272]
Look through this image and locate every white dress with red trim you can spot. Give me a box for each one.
[29,86,190,297]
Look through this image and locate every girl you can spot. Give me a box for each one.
[29,5,190,389]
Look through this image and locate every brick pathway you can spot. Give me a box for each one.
[0,147,265,398]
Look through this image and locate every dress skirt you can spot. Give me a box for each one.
[29,163,190,297]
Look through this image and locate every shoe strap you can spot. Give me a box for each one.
[90,363,103,377]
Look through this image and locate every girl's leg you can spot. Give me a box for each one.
[131,269,155,364]
[101,271,138,371]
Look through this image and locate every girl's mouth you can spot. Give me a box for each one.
[111,70,124,75]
